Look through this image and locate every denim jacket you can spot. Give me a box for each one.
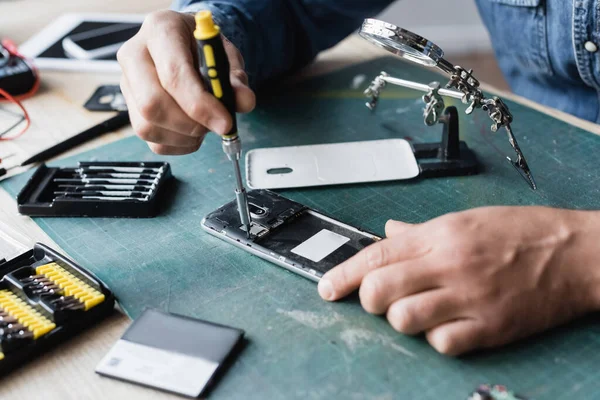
[172,0,600,123]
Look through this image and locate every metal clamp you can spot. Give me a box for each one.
[422,82,445,126]
[363,70,535,189]
[364,72,388,110]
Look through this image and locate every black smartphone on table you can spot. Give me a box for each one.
[202,190,380,281]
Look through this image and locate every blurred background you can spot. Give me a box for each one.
[381,0,507,90]
[0,0,508,90]
[383,0,491,55]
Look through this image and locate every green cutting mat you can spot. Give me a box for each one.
[3,57,600,399]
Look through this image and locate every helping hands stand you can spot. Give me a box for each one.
[365,73,479,178]
[359,18,536,189]
[412,106,479,178]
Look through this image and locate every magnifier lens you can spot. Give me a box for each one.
[359,19,443,68]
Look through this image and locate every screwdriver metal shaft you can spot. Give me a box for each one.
[195,11,252,235]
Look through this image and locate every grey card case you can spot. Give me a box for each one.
[96,308,245,398]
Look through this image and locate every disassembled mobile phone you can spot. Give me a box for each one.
[202,190,380,281]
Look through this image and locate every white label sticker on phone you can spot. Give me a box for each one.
[291,229,350,262]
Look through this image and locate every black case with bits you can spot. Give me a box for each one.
[17,161,172,218]
[0,243,114,375]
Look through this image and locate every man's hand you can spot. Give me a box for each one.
[318,206,600,355]
[117,11,256,155]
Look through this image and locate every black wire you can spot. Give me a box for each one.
[0,108,25,138]
[0,106,23,117]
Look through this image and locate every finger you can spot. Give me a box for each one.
[230,69,256,113]
[224,38,256,113]
[122,76,207,148]
[130,103,206,148]
[425,319,484,356]
[319,233,429,302]
[385,289,464,335]
[145,25,232,135]
[147,141,203,156]
[359,259,440,315]
[385,220,413,237]
[118,44,205,137]
[223,35,245,70]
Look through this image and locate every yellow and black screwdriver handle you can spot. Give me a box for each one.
[194,11,238,138]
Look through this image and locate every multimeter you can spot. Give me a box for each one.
[0,40,38,100]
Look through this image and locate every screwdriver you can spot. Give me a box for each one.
[194,11,252,236]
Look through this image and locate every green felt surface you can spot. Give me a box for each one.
[3,57,600,399]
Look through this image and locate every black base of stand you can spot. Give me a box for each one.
[411,106,479,178]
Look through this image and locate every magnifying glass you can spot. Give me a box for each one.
[359,19,456,73]
[358,18,537,190]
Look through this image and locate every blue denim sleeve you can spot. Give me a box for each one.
[171,0,393,87]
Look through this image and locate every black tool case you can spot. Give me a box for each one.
[0,243,115,375]
[17,161,172,218]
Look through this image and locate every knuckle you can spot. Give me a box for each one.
[363,244,386,270]
[144,10,170,27]
[188,142,202,153]
[116,41,137,65]
[429,332,456,355]
[134,121,155,141]
[444,250,469,271]
[162,62,185,92]
[482,312,512,340]
[147,142,166,155]
[388,303,416,334]
[137,97,162,122]
[231,69,248,83]
[190,125,208,138]
[413,296,437,322]
[437,220,461,241]
[186,99,211,124]
[359,274,385,314]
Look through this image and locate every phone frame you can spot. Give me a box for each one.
[201,194,381,282]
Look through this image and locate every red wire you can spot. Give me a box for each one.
[0,38,37,140]
[0,87,31,141]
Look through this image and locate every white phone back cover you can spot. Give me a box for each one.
[246,139,419,190]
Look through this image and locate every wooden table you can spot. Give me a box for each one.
[2,1,599,399]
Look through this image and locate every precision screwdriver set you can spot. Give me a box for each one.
[0,243,114,374]
[17,161,172,217]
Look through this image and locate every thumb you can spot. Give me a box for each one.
[223,37,256,113]
[385,219,413,237]
[230,69,256,113]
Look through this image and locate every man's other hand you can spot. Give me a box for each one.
[319,207,600,356]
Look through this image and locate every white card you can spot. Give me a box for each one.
[291,229,350,262]
[96,339,218,397]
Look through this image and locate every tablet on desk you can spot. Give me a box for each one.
[19,13,144,72]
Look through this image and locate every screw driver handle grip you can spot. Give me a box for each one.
[195,11,238,138]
